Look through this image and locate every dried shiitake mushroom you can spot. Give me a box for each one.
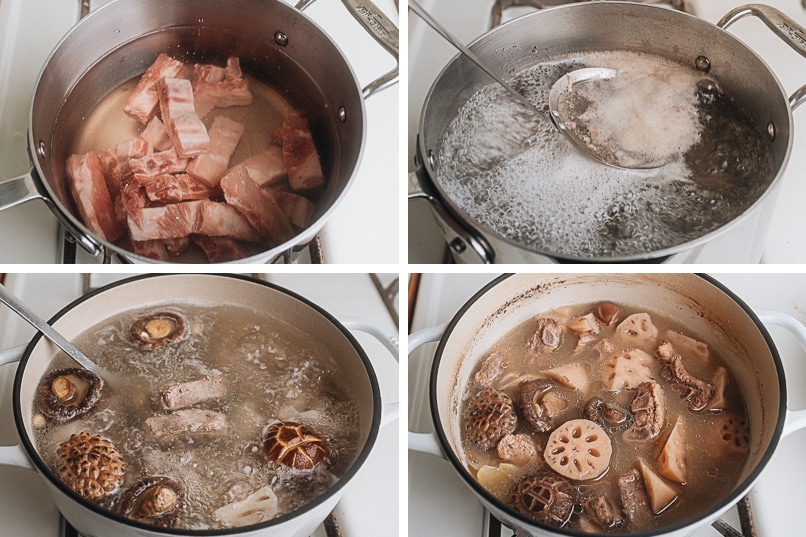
[37,368,103,423]
[545,419,612,481]
[262,421,329,470]
[464,388,517,450]
[55,432,125,501]
[118,476,185,527]
[130,312,186,350]
[508,471,576,526]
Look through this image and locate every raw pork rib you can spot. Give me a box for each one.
[278,112,324,191]
[66,153,125,242]
[193,58,253,118]
[187,116,245,187]
[124,53,185,124]
[127,200,261,243]
[66,54,324,262]
[220,167,294,246]
[158,77,210,158]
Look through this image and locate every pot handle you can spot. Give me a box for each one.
[0,344,34,471]
[408,166,495,264]
[717,4,806,111]
[0,170,45,213]
[408,323,448,459]
[339,317,399,428]
[757,310,806,437]
[296,0,399,98]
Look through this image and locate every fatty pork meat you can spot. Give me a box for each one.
[220,167,294,246]
[278,112,324,191]
[187,116,245,187]
[65,152,125,242]
[158,77,210,158]
[124,53,185,124]
[193,58,253,118]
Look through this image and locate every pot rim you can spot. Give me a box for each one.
[12,273,382,535]
[417,2,794,263]
[28,0,369,264]
[428,273,788,536]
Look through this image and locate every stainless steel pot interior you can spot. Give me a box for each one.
[418,2,793,261]
[30,0,366,261]
[12,274,381,534]
[430,274,786,536]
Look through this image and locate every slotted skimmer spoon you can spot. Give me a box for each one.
[409,1,663,171]
[0,283,107,377]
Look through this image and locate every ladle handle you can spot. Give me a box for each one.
[0,284,97,373]
[339,317,399,428]
[408,323,448,459]
[296,0,399,98]
[0,344,34,471]
[718,4,806,111]
[757,310,806,437]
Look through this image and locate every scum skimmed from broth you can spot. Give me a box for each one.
[460,301,750,533]
[31,303,361,530]
[437,50,775,259]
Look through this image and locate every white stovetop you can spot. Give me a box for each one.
[409,273,806,536]
[407,0,806,263]
[0,0,399,264]
[0,273,399,537]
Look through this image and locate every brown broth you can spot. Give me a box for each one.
[461,302,749,533]
[32,303,360,530]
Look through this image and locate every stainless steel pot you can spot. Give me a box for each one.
[409,273,806,536]
[409,3,806,263]
[0,0,398,263]
[0,274,399,537]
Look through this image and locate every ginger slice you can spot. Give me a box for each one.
[637,459,678,514]
[658,416,688,484]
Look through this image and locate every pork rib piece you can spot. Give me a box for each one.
[187,116,245,187]
[97,137,152,200]
[158,77,210,158]
[127,200,261,242]
[192,235,251,263]
[221,167,294,246]
[279,112,325,191]
[193,57,253,118]
[124,53,185,124]
[132,239,170,261]
[130,149,188,177]
[272,189,315,229]
[139,173,218,203]
[66,152,125,242]
[158,375,225,411]
[139,117,173,152]
[146,409,228,443]
[224,146,286,187]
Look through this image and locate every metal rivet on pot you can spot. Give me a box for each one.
[427,150,436,168]
[274,32,289,47]
[337,107,347,123]
[767,122,776,141]
[37,141,46,159]
[450,238,467,254]
[695,56,711,73]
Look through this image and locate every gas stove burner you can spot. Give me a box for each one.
[490,0,693,28]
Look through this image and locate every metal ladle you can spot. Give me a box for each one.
[0,283,104,375]
[409,1,663,171]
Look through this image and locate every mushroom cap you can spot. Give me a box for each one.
[130,312,186,350]
[55,432,125,501]
[37,368,103,423]
[262,421,329,470]
[518,379,562,433]
[508,471,576,527]
[464,388,518,450]
[118,476,185,527]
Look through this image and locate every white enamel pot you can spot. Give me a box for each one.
[409,273,806,536]
[0,274,398,537]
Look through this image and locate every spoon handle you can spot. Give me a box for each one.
[409,1,546,119]
[0,283,97,372]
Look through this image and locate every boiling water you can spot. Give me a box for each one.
[436,51,775,258]
[32,304,361,530]
[461,302,750,532]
